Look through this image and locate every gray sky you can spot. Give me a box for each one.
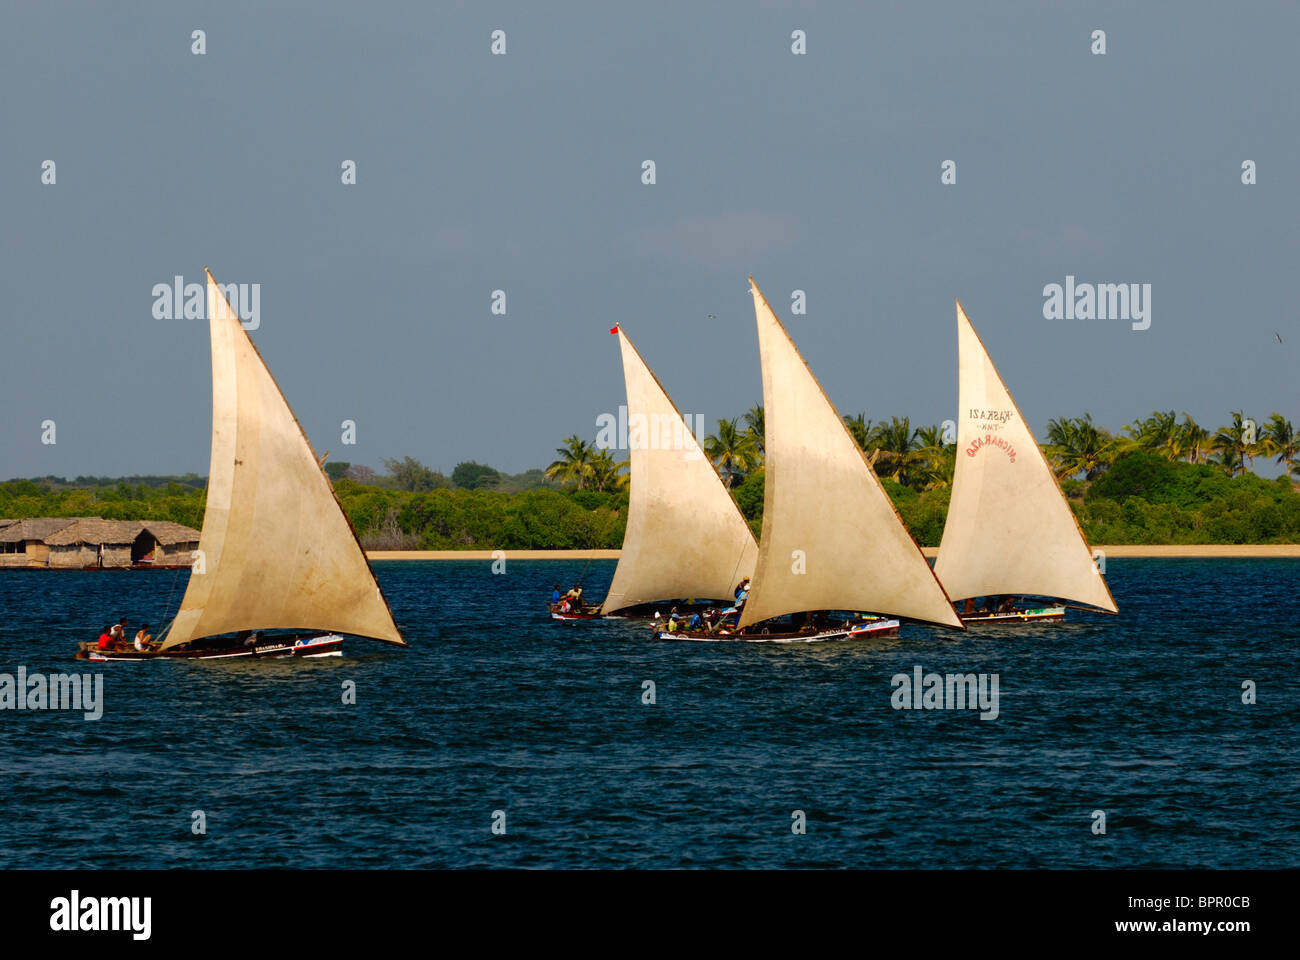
[3,0,1296,480]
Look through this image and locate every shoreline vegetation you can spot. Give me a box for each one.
[365,545,1300,560]
[3,408,1298,552]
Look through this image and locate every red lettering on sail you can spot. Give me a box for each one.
[965,432,1017,463]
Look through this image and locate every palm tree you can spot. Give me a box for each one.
[1210,411,1254,477]
[1178,414,1210,464]
[587,449,629,492]
[914,424,948,451]
[842,413,875,454]
[704,418,759,488]
[914,423,955,489]
[1259,413,1298,481]
[1045,414,1116,481]
[742,405,765,459]
[1124,410,1181,459]
[546,435,594,490]
[1044,417,1075,478]
[872,416,922,486]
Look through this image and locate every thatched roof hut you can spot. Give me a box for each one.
[139,520,202,566]
[45,519,145,547]
[0,517,202,568]
[45,519,143,568]
[0,517,84,543]
[140,520,202,545]
[0,517,86,566]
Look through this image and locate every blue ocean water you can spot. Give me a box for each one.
[0,558,1296,869]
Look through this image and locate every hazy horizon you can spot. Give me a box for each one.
[3,1,1296,481]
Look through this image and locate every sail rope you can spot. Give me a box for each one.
[727,550,748,598]
[155,562,185,640]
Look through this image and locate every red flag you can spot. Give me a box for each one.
[609,325,619,335]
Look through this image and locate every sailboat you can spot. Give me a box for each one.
[550,325,758,620]
[933,301,1118,624]
[78,269,406,661]
[659,279,965,642]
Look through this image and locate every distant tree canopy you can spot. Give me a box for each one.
[4,407,1298,550]
[492,468,554,494]
[381,456,452,492]
[452,461,502,490]
[0,478,207,529]
[20,474,208,490]
[2,448,1297,548]
[549,404,1299,494]
[334,482,629,550]
[535,405,1300,546]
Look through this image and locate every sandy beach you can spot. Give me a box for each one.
[368,549,623,561]
[368,545,1300,561]
[1065,544,1300,558]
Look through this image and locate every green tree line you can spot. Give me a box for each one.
[3,407,1297,548]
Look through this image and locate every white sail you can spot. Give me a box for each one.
[161,270,404,649]
[934,301,1118,612]
[739,280,963,630]
[600,327,758,613]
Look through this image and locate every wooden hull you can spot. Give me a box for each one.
[548,602,606,621]
[78,634,344,661]
[548,600,719,622]
[960,606,1066,625]
[656,618,900,643]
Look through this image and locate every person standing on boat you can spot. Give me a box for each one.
[551,584,562,603]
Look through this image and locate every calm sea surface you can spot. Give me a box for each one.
[1,558,1296,869]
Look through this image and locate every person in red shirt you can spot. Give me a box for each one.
[96,626,113,651]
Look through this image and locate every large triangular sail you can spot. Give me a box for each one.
[160,270,404,650]
[600,328,758,613]
[739,280,963,630]
[933,302,1117,612]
